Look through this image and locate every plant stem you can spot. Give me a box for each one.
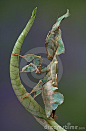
[46,119,67,131]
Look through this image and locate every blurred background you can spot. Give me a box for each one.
[0,0,86,131]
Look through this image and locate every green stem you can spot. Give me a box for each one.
[46,119,67,131]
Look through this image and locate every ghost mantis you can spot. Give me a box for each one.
[12,9,70,119]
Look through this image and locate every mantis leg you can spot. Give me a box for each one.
[22,90,34,99]
[50,110,58,119]
[12,53,24,58]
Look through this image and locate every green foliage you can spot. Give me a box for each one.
[10,7,47,119]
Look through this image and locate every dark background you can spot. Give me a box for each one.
[0,0,86,131]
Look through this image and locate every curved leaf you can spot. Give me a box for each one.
[10,7,47,119]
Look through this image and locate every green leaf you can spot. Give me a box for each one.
[10,7,47,118]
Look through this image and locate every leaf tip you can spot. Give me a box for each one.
[31,7,37,18]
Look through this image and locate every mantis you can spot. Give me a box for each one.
[10,7,70,131]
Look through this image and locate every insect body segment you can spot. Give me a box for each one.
[45,31,59,60]
[42,80,63,118]
[51,60,58,86]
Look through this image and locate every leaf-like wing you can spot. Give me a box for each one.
[21,63,38,72]
[33,56,43,66]
[42,80,58,118]
[45,9,70,60]
[52,92,64,110]
[45,31,58,60]
[56,29,65,55]
[24,54,36,62]
[23,54,43,66]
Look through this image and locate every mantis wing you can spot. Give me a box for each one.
[22,54,43,65]
[13,54,43,66]
[45,9,70,60]
[21,63,39,73]
[56,29,65,55]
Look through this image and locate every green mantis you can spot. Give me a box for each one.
[10,7,70,131]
